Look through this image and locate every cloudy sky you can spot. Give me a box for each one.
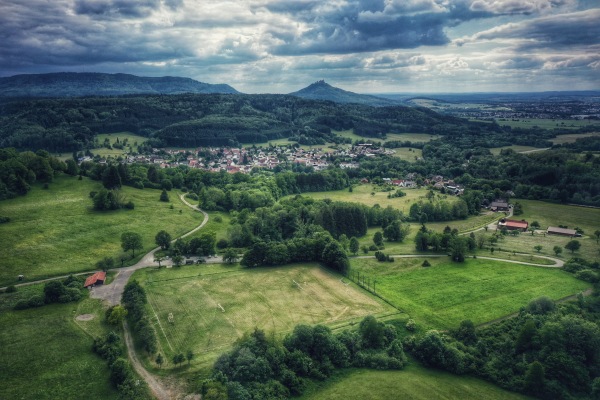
[1,0,598,93]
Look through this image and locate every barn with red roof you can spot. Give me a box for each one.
[84,271,106,288]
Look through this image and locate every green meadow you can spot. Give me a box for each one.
[300,365,529,400]
[349,257,589,329]
[135,263,399,370]
[92,132,148,158]
[0,176,203,287]
[0,293,117,400]
[495,118,599,130]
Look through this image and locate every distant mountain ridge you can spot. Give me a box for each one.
[0,72,239,97]
[289,80,399,107]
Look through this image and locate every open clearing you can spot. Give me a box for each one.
[300,365,528,400]
[350,257,589,330]
[136,263,398,368]
[92,132,148,157]
[295,184,459,212]
[489,145,541,155]
[495,118,599,130]
[0,176,203,287]
[550,131,600,145]
[0,299,117,400]
[335,130,439,143]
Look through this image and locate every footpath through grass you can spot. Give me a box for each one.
[350,257,589,330]
[0,176,203,287]
[300,364,530,400]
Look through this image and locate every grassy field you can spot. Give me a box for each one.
[135,263,399,369]
[489,145,541,155]
[0,176,203,287]
[550,131,600,145]
[349,257,589,329]
[390,147,423,161]
[0,298,118,400]
[296,184,458,213]
[335,130,439,143]
[301,365,529,400]
[495,119,600,130]
[92,132,147,157]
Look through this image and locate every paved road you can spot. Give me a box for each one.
[90,194,209,305]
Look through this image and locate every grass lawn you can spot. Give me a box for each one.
[300,364,529,400]
[296,184,458,212]
[349,257,589,330]
[135,263,398,370]
[495,119,599,130]
[390,147,423,162]
[550,131,600,145]
[92,132,147,158]
[489,145,541,155]
[0,301,118,400]
[0,176,204,287]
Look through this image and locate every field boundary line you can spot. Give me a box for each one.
[147,289,175,352]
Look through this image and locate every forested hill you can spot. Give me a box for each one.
[0,93,495,151]
[0,72,239,98]
[289,80,399,107]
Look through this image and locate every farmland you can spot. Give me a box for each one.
[135,263,399,369]
[300,365,529,400]
[0,176,203,287]
[349,257,589,329]
[335,129,439,143]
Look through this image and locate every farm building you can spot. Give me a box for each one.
[490,200,510,212]
[498,219,529,231]
[547,226,578,237]
[84,271,106,288]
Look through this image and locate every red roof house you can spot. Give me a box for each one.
[498,219,528,231]
[84,271,106,288]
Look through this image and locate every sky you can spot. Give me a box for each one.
[0,0,598,93]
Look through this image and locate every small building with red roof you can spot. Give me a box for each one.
[84,271,106,288]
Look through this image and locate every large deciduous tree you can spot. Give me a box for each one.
[121,232,143,257]
[155,230,171,250]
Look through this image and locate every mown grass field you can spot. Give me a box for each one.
[550,131,600,145]
[136,263,399,369]
[390,147,423,161]
[489,145,541,155]
[0,176,203,287]
[300,365,529,400]
[349,257,589,329]
[0,297,118,400]
[335,130,439,143]
[496,118,599,130]
[296,184,458,213]
[92,132,147,157]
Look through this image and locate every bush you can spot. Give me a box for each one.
[213,215,223,223]
[575,269,599,283]
[369,244,378,251]
[27,295,45,308]
[405,319,417,332]
[5,285,16,293]
[0,216,10,223]
[186,193,199,201]
[525,296,556,315]
[216,238,229,249]
[124,201,135,209]
[422,260,431,267]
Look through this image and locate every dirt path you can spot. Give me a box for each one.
[351,253,564,267]
[90,194,208,305]
[124,321,173,400]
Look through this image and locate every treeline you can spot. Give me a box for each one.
[0,148,75,199]
[0,93,500,152]
[200,315,407,399]
[121,281,157,355]
[406,287,600,399]
[13,275,84,310]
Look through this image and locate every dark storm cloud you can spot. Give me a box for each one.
[465,9,600,49]
[266,0,493,55]
[74,0,160,18]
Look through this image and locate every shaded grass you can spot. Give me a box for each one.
[135,263,397,370]
[349,257,589,330]
[0,302,118,400]
[0,176,203,286]
[550,131,600,145]
[489,145,541,155]
[300,364,529,400]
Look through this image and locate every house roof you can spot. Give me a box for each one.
[84,271,106,287]
[490,201,509,208]
[504,220,528,229]
[547,226,577,235]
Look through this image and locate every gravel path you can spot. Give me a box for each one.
[351,253,564,267]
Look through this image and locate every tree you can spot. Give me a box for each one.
[160,189,169,202]
[121,232,143,257]
[449,236,467,262]
[173,353,185,367]
[95,256,115,271]
[534,245,543,253]
[186,350,194,365]
[524,361,546,396]
[155,230,171,250]
[565,240,581,254]
[172,253,184,267]
[349,237,360,255]
[553,245,563,256]
[156,353,163,369]
[373,231,384,247]
[102,165,122,189]
[154,256,164,267]
[44,280,66,303]
[222,248,239,264]
[530,221,541,230]
[383,220,410,242]
[107,305,127,325]
[594,230,600,244]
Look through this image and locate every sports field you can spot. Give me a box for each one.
[136,263,399,367]
[349,257,589,330]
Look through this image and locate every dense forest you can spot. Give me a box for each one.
[0,93,502,151]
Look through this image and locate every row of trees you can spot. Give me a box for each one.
[121,281,157,354]
[202,315,407,399]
